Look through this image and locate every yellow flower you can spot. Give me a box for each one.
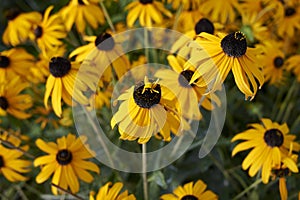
[0,129,29,150]
[160,179,218,200]
[34,133,100,195]
[59,0,105,33]
[29,6,67,54]
[89,182,136,200]
[166,0,201,10]
[0,77,32,119]
[2,9,42,46]
[188,31,264,100]
[175,9,203,33]
[126,0,172,27]
[231,118,300,184]
[44,57,88,117]
[0,144,31,182]
[0,48,35,83]
[286,54,300,82]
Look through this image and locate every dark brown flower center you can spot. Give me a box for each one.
[195,18,214,35]
[0,56,10,68]
[285,7,296,17]
[0,97,9,110]
[49,57,71,78]
[221,31,247,57]
[0,155,4,168]
[34,26,43,38]
[178,70,194,87]
[273,56,284,68]
[181,195,198,200]
[264,129,284,147]
[5,8,20,20]
[78,0,85,5]
[56,149,73,165]
[139,0,153,4]
[133,81,161,108]
[95,33,115,51]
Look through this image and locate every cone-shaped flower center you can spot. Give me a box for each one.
[0,97,9,110]
[285,7,296,17]
[178,70,194,87]
[49,57,71,78]
[139,0,153,4]
[0,155,4,168]
[133,79,161,108]
[0,56,10,68]
[181,195,199,200]
[95,33,115,51]
[6,9,20,20]
[264,129,284,147]
[273,56,284,68]
[78,0,85,5]
[221,31,247,58]
[273,168,290,177]
[56,149,73,165]
[194,18,214,35]
[34,26,43,38]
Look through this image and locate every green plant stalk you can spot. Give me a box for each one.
[99,1,116,32]
[232,179,262,200]
[142,143,149,200]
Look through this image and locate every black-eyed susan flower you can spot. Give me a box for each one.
[166,0,201,10]
[0,48,35,83]
[176,9,203,33]
[286,54,300,82]
[59,0,105,33]
[29,6,66,54]
[0,144,31,182]
[126,0,172,27]
[240,0,264,15]
[34,133,100,195]
[0,77,32,119]
[188,31,264,100]
[44,56,88,117]
[231,118,300,184]
[0,129,29,150]
[160,179,218,200]
[89,182,136,200]
[2,9,42,46]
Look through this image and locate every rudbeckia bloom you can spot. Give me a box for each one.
[166,0,201,10]
[44,56,88,117]
[59,0,105,33]
[126,0,172,27]
[89,182,136,200]
[0,145,31,182]
[0,77,32,119]
[188,31,264,100]
[231,118,300,183]
[0,129,29,150]
[160,179,218,200]
[2,9,42,46]
[286,54,300,82]
[0,48,35,83]
[29,6,67,54]
[34,133,100,195]
[176,9,203,33]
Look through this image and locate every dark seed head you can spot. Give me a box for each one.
[78,0,85,5]
[34,26,43,38]
[181,195,199,200]
[56,149,73,165]
[5,8,20,21]
[273,56,284,68]
[178,70,194,87]
[133,80,161,108]
[194,18,214,35]
[221,31,247,57]
[0,156,4,168]
[285,7,296,17]
[139,0,153,4]
[95,33,115,51]
[49,57,71,78]
[264,129,284,147]
[0,56,10,68]
[0,97,9,110]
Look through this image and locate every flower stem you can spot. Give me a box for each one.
[232,179,262,200]
[51,183,85,200]
[99,1,116,32]
[142,143,149,200]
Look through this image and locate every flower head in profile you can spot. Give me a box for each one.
[286,54,300,82]
[231,118,300,183]
[188,31,264,100]
[2,9,42,46]
[160,179,218,200]
[126,0,172,27]
[34,133,100,195]
[89,182,136,200]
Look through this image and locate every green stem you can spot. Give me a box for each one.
[51,184,85,200]
[172,4,183,31]
[232,179,262,200]
[142,143,149,200]
[99,1,116,32]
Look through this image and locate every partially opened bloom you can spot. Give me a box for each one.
[34,133,100,195]
[59,0,105,33]
[231,118,300,183]
[126,0,172,27]
[2,9,42,46]
[188,31,264,100]
[89,182,136,200]
[0,144,31,182]
[160,179,218,200]
[0,77,32,119]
